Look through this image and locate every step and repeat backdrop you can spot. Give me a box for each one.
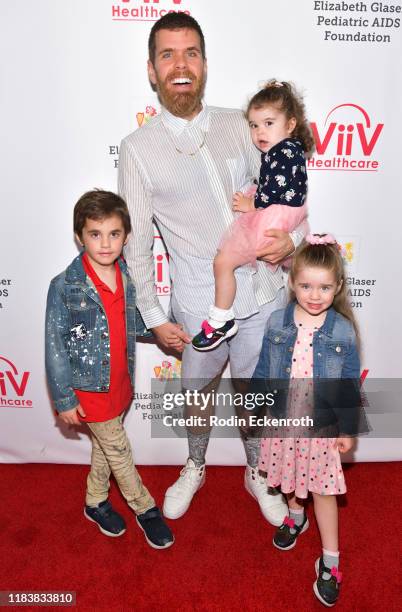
[1,0,401,463]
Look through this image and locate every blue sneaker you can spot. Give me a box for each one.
[84,500,126,537]
[192,319,238,351]
[136,506,174,549]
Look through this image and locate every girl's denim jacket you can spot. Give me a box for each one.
[45,253,148,413]
[251,301,362,435]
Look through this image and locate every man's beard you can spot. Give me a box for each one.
[155,70,205,118]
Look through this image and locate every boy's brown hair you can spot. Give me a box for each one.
[73,190,131,239]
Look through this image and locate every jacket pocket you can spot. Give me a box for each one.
[325,341,347,377]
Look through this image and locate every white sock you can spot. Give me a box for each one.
[208,305,234,329]
[322,548,339,580]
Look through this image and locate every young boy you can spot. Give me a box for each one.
[45,189,174,549]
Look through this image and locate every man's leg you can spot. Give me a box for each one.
[164,291,287,523]
[163,296,229,519]
[228,288,288,525]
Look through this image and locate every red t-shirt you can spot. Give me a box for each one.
[75,254,133,422]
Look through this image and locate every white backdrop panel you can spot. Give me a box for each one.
[1,0,400,463]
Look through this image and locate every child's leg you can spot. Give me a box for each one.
[312,492,342,606]
[86,433,112,506]
[273,492,308,550]
[204,249,249,331]
[287,492,306,525]
[87,416,155,515]
[312,492,338,552]
[191,250,243,350]
[213,250,239,311]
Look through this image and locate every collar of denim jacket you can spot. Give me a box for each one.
[283,300,336,338]
[65,252,129,285]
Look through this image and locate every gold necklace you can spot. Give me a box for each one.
[164,126,206,156]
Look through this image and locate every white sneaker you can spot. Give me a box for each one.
[163,458,206,519]
[244,465,287,526]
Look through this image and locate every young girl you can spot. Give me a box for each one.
[192,80,315,351]
[254,235,362,607]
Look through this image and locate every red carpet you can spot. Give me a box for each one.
[0,462,400,611]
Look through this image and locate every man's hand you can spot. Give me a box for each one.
[58,404,86,426]
[232,192,255,213]
[334,436,354,453]
[256,229,295,265]
[151,321,191,353]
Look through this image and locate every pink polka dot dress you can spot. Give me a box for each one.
[258,323,346,498]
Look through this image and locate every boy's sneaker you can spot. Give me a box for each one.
[136,506,174,549]
[273,513,309,550]
[192,319,238,351]
[84,500,126,537]
[313,556,342,607]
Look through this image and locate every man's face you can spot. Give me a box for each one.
[148,28,207,119]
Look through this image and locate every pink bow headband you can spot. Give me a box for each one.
[306,233,336,246]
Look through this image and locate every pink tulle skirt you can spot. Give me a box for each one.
[218,203,308,271]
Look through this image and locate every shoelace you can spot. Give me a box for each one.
[176,465,202,490]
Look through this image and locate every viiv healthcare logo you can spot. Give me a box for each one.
[309,103,384,172]
[0,356,33,408]
[154,233,170,297]
[154,359,181,380]
[111,0,191,22]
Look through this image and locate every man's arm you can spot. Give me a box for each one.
[118,139,167,328]
[118,139,190,351]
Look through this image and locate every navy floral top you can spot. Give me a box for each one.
[254,138,307,209]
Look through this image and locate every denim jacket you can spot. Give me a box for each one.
[251,301,362,435]
[45,253,149,413]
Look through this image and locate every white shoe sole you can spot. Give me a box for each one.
[135,517,175,550]
[84,509,126,537]
[244,474,286,527]
[272,518,309,551]
[163,472,206,519]
[192,323,239,352]
[313,558,337,607]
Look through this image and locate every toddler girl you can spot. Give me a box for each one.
[192,80,314,351]
[254,234,362,606]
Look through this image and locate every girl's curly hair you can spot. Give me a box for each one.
[246,80,315,156]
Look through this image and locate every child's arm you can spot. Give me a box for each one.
[335,437,354,453]
[334,328,362,447]
[45,279,81,415]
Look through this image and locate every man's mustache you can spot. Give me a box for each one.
[165,70,198,85]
